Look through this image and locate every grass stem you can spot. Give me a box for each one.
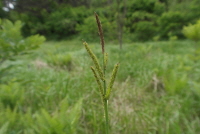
[104,99,109,134]
[103,48,109,134]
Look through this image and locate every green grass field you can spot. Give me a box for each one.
[1,40,200,134]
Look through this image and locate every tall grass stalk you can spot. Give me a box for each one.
[83,13,119,134]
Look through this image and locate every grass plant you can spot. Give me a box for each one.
[83,13,119,134]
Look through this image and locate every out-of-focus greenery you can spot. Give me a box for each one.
[183,20,200,42]
[0,0,7,18]
[40,6,89,40]
[2,0,200,41]
[125,0,164,41]
[76,15,117,42]
[46,53,73,70]
[1,40,200,133]
[158,11,189,39]
[0,19,45,82]
[0,19,45,63]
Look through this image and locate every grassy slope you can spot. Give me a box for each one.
[1,40,200,134]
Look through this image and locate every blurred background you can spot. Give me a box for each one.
[1,0,200,42]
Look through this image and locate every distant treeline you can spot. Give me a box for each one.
[1,0,200,41]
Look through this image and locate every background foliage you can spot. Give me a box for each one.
[1,0,200,41]
[183,20,200,42]
[1,40,200,133]
[0,19,45,82]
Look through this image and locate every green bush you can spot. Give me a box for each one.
[0,19,45,63]
[127,0,164,13]
[9,5,88,40]
[133,20,157,41]
[183,20,200,42]
[189,0,200,21]
[167,0,200,23]
[125,0,165,41]
[153,1,166,15]
[158,11,189,39]
[42,6,88,40]
[126,11,158,41]
[0,19,45,81]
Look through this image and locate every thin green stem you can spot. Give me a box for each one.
[103,53,106,94]
[104,99,109,134]
[103,52,109,134]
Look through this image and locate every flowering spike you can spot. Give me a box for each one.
[91,66,104,103]
[83,41,104,81]
[105,63,120,100]
[94,12,105,54]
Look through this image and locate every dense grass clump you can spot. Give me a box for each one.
[0,40,200,133]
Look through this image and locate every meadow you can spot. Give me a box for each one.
[1,40,200,134]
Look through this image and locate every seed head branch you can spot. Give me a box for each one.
[83,41,104,81]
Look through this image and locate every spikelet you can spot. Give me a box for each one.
[91,66,105,105]
[83,41,104,81]
[91,66,104,96]
[105,63,120,100]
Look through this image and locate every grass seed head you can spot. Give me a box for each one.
[94,12,105,54]
[83,41,104,81]
[105,63,120,100]
[91,66,104,95]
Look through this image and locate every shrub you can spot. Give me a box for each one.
[125,0,165,41]
[158,11,189,39]
[9,5,89,40]
[183,20,200,42]
[42,6,88,40]
[126,11,158,41]
[0,19,45,63]
[41,6,89,40]
[132,20,157,41]
[0,19,45,81]
[127,0,163,13]
[189,0,200,21]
